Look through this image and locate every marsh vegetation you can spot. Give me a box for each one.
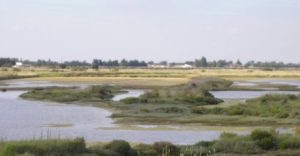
[15,76,300,126]
[194,94,300,119]
[21,85,123,103]
[1,130,300,156]
[121,77,229,105]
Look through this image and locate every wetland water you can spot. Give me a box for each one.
[0,79,298,144]
[211,79,300,100]
[0,91,248,144]
[112,89,146,101]
[211,90,300,100]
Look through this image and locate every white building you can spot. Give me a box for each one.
[174,64,193,69]
[13,62,24,68]
[147,64,168,68]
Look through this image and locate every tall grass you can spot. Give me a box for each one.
[194,94,300,119]
[0,138,86,156]
[1,130,300,156]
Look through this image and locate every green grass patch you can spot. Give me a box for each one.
[195,94,300,119]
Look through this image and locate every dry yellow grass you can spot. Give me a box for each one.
[2,67,300,87]
[27,77,188,88]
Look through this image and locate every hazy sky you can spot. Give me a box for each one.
[0,0,300,63]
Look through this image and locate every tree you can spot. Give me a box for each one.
[92,59,99,69]
[59,63,67,69]
[120,59,128,66]
[194,59,201,67]
[236,59,242,66]
[200,56,208,67]
[216,60,227,67]
[159,61,168,66]
[0,58,18,67]
[194,57,208,67]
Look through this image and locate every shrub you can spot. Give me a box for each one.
[251,130,277,150]
[153,142,180,156]
[121,97,140,104]
[104,140,137,156]
[225,106,244,115]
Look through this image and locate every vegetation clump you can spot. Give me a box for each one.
[21,85,122,103]
[194,94,300,119]
[181,130,300,155]
[121,77,227,105]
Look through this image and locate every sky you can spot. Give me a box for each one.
[0,0,300,63]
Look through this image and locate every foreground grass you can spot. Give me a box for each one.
[1,130,300,156]
[181,130,300,156]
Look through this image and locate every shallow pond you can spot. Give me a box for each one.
[233,79,300,88]
[211,90,300,100]
[112,89,146,101]
[0,80,89,89]
[215,79,300,100]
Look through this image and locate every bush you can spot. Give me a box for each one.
[104,140,137,156]
[251,130,277,150]
[121,97,140,104]
[225,106,244,115]
[153,142,180,156]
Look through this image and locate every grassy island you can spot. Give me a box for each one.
[20,85,123,103]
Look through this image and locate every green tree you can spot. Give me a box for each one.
[120,59,128,66]
[195,56,208,67]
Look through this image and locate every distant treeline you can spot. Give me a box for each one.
[1,57,300,68]
[0,58,18,67]
[92,59,147,68]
